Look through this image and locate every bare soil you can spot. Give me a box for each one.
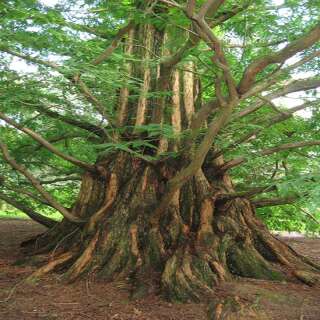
[0,219,319,320]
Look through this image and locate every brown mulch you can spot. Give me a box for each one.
[0,219,319,320]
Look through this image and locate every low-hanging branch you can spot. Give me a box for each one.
[0,111,96,172]
[252,196,298,208]
[217,185,277,201]
[4,184,51,207]
[0,140,85,224]
[217,185,278,201]
[0,192,57,228]
[40,176,82,185]
[220,140,320,172]
[18,133,101,154]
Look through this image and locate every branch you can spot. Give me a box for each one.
[191,17,238,99]
[252,196,297,207]
[256,94,289,116]
[186,0,196,16]
[217,185,277,200]
[234,75,320,120]
[261,141,320,156]
[0,44,112,125]
[159,0,182,9]
[53,20,111,40]
[0,192,57,228]
[220,140,320,171]
[294,205,320,225]
[242,50,320,102]
[40,176,81,185]
[0,43,60,69]
[161,2,249,69]
[90,22,134,66]
[197,0,225,19]
[0,111,96,172]
[0,140,84,224]
[29,133,101,151]
[33,104,107,139]
[215,99,318,158]
[4,185,51,207]
[238,23,320,94]
[179,5,254,133]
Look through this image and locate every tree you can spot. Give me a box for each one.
[0,0,320,301]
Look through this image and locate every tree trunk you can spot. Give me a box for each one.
[23,151,320,302]
[20,13,320,302]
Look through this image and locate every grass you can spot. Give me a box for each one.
[0,210,62,221]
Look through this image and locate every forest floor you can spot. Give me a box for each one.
[0,219,319,320]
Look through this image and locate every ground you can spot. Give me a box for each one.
[0,219,319,320]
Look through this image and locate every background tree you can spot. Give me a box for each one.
[0,0,320,301]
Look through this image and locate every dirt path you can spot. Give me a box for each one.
[0,219,319,319]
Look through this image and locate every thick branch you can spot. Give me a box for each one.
[40,176,81,185]
[234,77,320,119]
[252,196,297,207]
[197,0,225,19]
[0,192,57,228]
[0,141,84,224]
[238,24,320,94]
[34,105,107,139]
[91,22,134,66]
[162,3,248,69]
[4,185,51,207]
[241,50,320,102]
[217,185,277,201]
[261,141,320,156]
[0,111,96,172]
[220,140,320,171]
[215,100,317,158]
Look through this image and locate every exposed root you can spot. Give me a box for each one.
[207,295,268,320]
[66,231,100,282]
[27,251,75,282]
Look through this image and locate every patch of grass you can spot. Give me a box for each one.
[0,210,29,220]
[0,210,62,221]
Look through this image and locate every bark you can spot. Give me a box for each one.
[23,151,320,302]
